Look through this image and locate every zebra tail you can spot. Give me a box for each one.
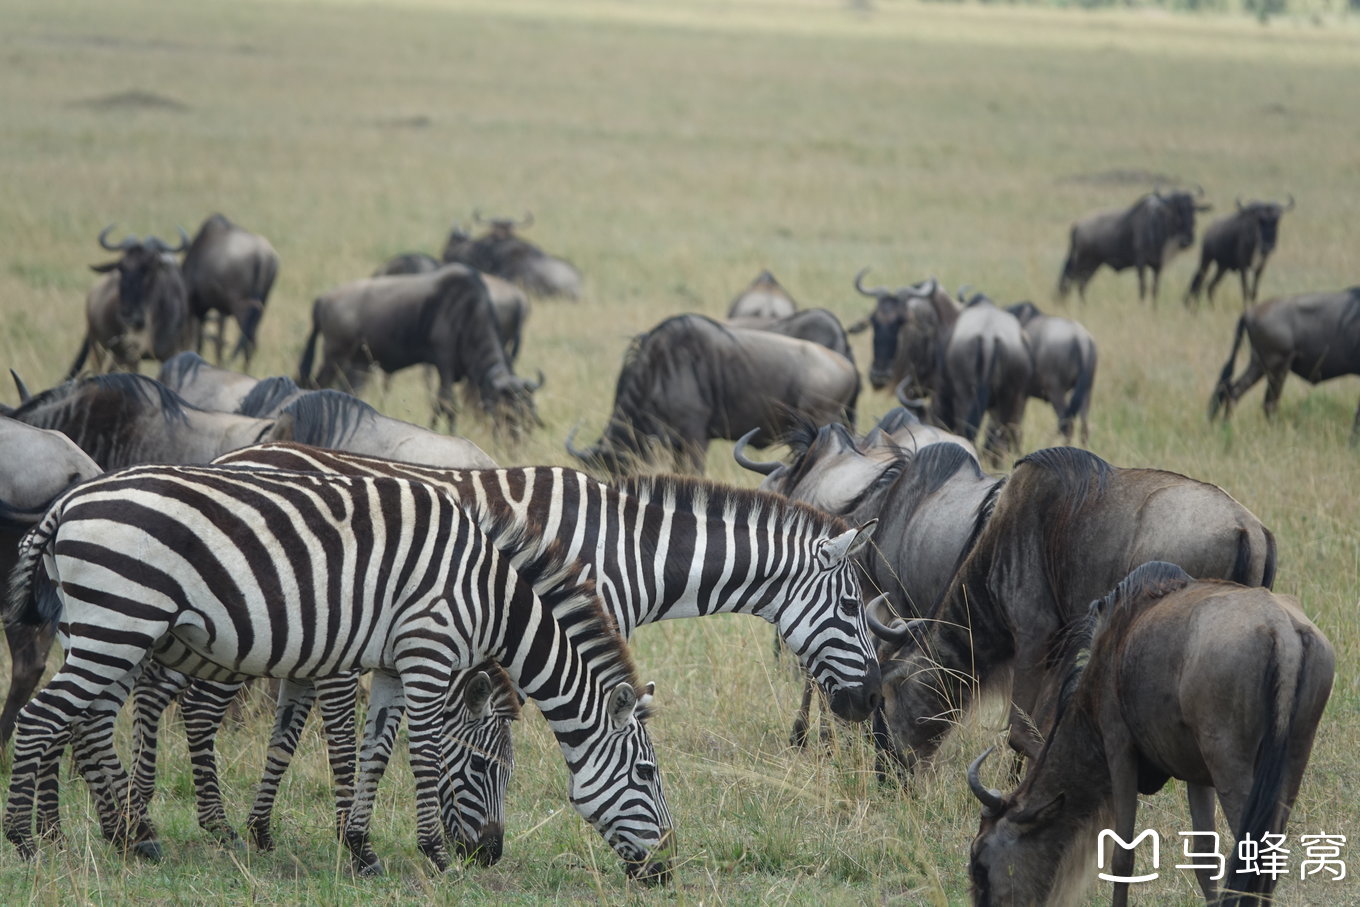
[5,506,64,630]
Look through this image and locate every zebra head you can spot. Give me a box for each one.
[441,665,519,866]
[567,680,675,884]
[781,521,884,723]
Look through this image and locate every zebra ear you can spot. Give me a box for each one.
[819,520,878,568]
[464,671,494,719]
[607,682,639,729]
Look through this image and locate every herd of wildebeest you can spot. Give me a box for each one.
[0,185,1352,904]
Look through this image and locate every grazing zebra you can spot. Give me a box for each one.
[121,441,883,862]
[4,465,673,881]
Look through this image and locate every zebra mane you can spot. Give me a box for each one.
[618,472,850,537]
[236,376,302,417]
[280,390,379,448]
[469,503,642,705]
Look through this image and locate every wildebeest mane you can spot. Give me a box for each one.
[777,411,866,495]
[608,315,736,446]
[13,373,192,433]
[158,351,209,389]
[236,376,302,417]
[277,390,377,448]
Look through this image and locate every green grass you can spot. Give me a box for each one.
[2,0,1360,902]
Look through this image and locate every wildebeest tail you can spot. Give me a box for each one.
[962,339,995,441]
[1208,314,1248,420]
[296,299,323,386]
[5,506,64,631]
[1261,527,1278,590]
[1061,335,1096,431]
[66,335,93,380]
[1056,227,1077,300]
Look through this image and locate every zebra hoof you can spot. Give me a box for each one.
[132,839,164,862]
[356,858,385,877]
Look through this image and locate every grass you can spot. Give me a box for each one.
[2,0,1359,902]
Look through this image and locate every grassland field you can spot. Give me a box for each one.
[1,0,1359,903]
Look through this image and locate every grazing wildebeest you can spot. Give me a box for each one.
[968,562,1333,907]
[745,431,998,746]
[68,226,194,378]
[849,270,959,395]
[1185,195,1294,307]
[442,212,582,300]
[1058,188,1211,303]
[729,308,856,363]
[373,256,529,362]
[1007,301,1098,445]
[237,383,496,468]
[932,294,1031,464]
[868,447,1276,774]
[566,314,859,474]
[180,213,279,367]
[156,351,260,412]
[726,270,797,319]
[0,418,103,749]
[297,264,541,441]
[1208,288,1360,442]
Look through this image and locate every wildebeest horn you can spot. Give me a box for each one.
[853,267,890,299]
[893,378,928,412]
[10,369,31,404]
[97,224,139,251]
[1193,183,1205,197]
[565,422,594,462]
[732,428,780,475]
[472,208,486,224]
[518,211,534,229]
[968,748,1006,816]
[956,284,975,304]
[145,227,190,255]
[527,369,545,391]
[1283,193,1295,212]
[865,598,912,644]
[846,318,869,334]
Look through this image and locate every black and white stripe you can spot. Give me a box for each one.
[4,465,672,879]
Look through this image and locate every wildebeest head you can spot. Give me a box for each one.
[850,269,945,391]
[475,209,533,241]
[1152,186,1211,251]
[1236,194,1294,256]
[474,368,544,446]
[91,225,189,329]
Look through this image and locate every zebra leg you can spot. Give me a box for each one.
[246,677,319,851]
[343,671,406,875]
[401,672,454,873]
[129,660,193,811]
[180,678,247,846]
[314,673,361,843]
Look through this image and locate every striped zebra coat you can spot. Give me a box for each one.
[4,465,673,880]
[133,442,882,862]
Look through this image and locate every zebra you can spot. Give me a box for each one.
[4,464,674,881]
[122,441,882,860]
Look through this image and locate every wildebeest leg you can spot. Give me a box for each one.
[1205,264,1228,306]
[1185,783,1219,903]
[1261,356,1292,419]
[1106,742,1142,907]
[432,372,457,433]
[1352,395,1360,447]
[1221,356,1267,420]
[1184,258,1210,307]
[1148,266,1162,305]
[1136,264,1148,302]
[0,622,54,753]
[790,676,814,749]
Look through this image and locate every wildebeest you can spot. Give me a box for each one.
[0,417,103,749]
[373,256,529,362]
[156,351,260,412]
[849,270,959,394]
[68,226,194,378]
[1185,195,1294,307]
[933,294,1031,464]
[297,264,541,441]
[237,382,497,468]
[180,213,279,367]
[1007,301,1098,445]
[566,314,859,474]
[442,211,582,300]
[1057,188,1211,303]
[1208,288,1360,442]
[968,562,1333,907]
[868,447,1276,773]
[747,432,997,746]
[726,270,797,319]
[728,308,855,362]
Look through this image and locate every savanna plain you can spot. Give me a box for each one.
[1,0,1359,903]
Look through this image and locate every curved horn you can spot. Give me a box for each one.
[97,224,138,252]
[956,284,975,304]
[565,422,595,462]
[167,225,190,254]
[733,428,781,475]
[1283,193,1295,212]
[968,747,1007,815]
[866,598,912,645]
[853,267,890,299]
[10,369,31,404]
[473,208,487,225]
[528,369,545,390]
[1193,183,1205,197]
[893,378,928,413]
